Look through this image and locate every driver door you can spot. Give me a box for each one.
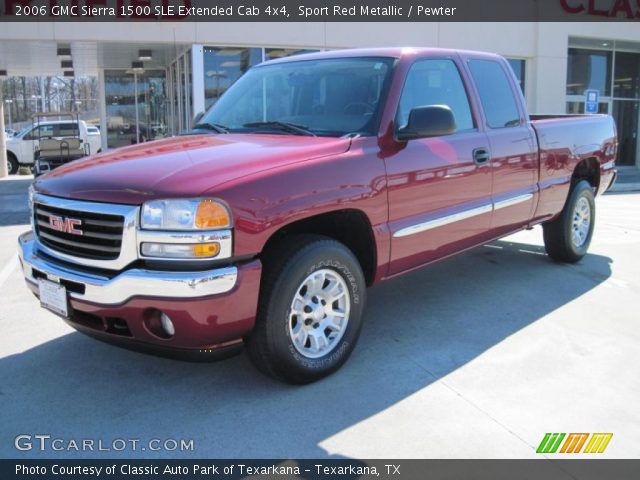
[385,57,492,275]
[21,125,54,163]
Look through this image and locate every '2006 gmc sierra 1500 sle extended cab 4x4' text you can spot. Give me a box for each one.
[19,48,617,383]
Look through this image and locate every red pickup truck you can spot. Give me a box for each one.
[19,48,617,383]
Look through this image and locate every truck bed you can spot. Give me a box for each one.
[529,113,617,219]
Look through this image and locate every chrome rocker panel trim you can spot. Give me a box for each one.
[19,231,237,305]
[394,192,534,238]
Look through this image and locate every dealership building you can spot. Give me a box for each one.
[1,20,639,169]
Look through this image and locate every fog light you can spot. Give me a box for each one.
[141,242,220,258]
[160,312,175,337]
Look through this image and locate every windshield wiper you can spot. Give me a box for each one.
[192,122,229,133]
[243,121,316,137]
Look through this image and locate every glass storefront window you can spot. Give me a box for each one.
[105,69,167,148]
[265,48,319,60]
[105,70,136,149]
[203,47,262,109]
[506,58,526,94]
[136,70,168,142]
[613,100,639,166]
[614,51,640,99]
[567,48,612,96]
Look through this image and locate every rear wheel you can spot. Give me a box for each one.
[247,235,366,384]
[6,153,18,175]
[543,180,595,263]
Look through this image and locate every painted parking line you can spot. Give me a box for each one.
[0,254,19,288]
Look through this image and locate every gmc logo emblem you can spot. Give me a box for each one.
[48,215,83,236]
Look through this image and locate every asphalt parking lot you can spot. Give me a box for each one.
[0,176,638,459]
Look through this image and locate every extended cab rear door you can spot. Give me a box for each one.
[464,56,538,234]
[385,56,493,275]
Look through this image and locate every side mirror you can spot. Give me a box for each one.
[396,105,457,141]
[192,111,205,125]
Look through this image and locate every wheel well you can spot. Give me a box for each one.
[262,210,377,286]
[6,150,17,161]
[572,157,600,192]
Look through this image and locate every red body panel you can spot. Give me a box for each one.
[25,261,262,349]
[28,47,617,352]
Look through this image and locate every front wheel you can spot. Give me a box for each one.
[247,235,366,384]
[543,180,595,263]
[6,153,18,175]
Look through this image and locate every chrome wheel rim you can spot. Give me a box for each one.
[288,269,350,359]
[572,196,591,248]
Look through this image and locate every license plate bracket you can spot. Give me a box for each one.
[38,278,69,317]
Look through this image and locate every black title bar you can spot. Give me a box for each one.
[3,459,640,480]
[1,0,640,22]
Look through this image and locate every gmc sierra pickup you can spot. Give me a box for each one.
[19,48,617,383]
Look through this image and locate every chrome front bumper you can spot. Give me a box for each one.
[19,231,238,305]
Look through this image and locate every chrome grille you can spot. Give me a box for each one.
[34,203,124,260]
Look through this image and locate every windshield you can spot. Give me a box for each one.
[199,57,395,137]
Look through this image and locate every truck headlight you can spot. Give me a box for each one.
[141,198,231,230]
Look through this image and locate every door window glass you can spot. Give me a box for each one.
[614,51,640,99]
[468,59,521,128]
[398,59,474,132]
[613,100,639,166]
[567,48,612,96]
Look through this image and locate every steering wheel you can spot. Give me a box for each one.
[343,102,374,115]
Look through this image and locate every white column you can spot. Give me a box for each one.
[530,24,569,114]
[0,80,8,177]
[191,44,205,123]
[98,69,108,151]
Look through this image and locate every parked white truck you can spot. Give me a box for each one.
[5,119,101,174]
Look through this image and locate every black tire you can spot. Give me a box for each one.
[6,153,18,175]
[543,180,595,263]
[247,235,367,384]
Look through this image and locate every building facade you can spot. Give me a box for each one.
[1,21,639,168]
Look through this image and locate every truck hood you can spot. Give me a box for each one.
[33,134,351,204]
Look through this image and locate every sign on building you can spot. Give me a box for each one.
[585,89,599,114]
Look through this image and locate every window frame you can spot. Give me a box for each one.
[393,56,479,140]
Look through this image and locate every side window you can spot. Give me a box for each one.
[468,59,521,128]
[398,59,475,133]
[23,125,54,140]
[56,123,79,137]
[22,128,35,141]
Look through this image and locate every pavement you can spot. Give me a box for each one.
[0,177,638,460]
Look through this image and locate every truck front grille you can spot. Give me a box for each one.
[34,203,124,260]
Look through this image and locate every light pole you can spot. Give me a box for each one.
[5,99,13,130]
[31,94,41,113]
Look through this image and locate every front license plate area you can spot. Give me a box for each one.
[38,278,68,317]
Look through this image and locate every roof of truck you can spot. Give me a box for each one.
[261,47,503,66]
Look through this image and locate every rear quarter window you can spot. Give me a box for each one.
[56,123,79,137]
[468,59,521,129]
